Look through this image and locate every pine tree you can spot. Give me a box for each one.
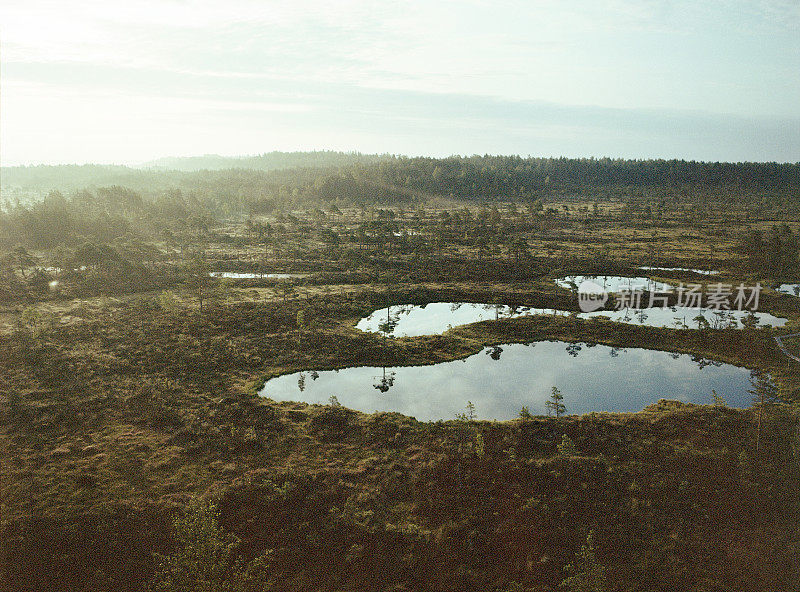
[546,386,566,417]
[150,499,273,592]
[560,530,608,592]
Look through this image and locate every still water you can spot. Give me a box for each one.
[580,307,786,329]
[356,302,569,337]
[209,272,301,279]
[356,302,786,337]
[638,266,719,275]
[556,275,674,292]
[778,284,800,297]
[259,341,754,421]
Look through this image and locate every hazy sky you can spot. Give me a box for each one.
[2,0,799,165]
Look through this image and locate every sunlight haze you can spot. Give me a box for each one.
[2,0,799,164]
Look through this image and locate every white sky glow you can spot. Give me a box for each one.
[1,0,799,164]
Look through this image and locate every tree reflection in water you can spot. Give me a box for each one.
[486,345,503,360]
[262,341,754,419]
[373,367,396,393]
[691,355,723,369]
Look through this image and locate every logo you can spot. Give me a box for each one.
[577,280,608,312]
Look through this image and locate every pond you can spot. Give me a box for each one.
[556,275,673,292]
[356,302,570,337]
[258,341,755,421]
[638,266,719,276]
[209,272,301,279]
[581,306,786,329]
[777,283,800,297]
[356,302,786,337]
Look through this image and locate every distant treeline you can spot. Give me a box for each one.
[2,154,799,249]
[4,153,799,200]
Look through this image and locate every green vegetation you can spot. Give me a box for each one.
[150,499,273,592]
[557,434,579,456]
[547,387,567,417]
[560,530,608,592]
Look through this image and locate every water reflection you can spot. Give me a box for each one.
[259,341,754,421]
[209,272,301,279]
[357,302,570,337]
[638,266,719,276]
[356,302,786,337]
[581,306,786,329]
[556,275,674,292]
[373,367,397,393]
[777,283,800,297]
[486,345,504,360]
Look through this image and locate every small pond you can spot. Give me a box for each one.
[556,275,673,292]
[209,272,301,279]
[356,302,786,337]
[356,302,569,337]
[581,306,786,329]
[777,284,800,297]
[258,341,755,421]
[638,266,719,276]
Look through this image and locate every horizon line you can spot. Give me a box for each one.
[4,150,800,168]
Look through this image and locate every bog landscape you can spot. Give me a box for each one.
[1,154,799,591]
[3,0,800,589]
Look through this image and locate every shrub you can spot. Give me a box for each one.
[560,530,608,592]
[519,406,534,420]
[150,499,273,592]
[558,434,578,456]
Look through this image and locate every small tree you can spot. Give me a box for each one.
[519,406,534,420]
[741,310,759,330]
[465,401,476,421]
[296,309,307,342]
[7,245,37,277]
[150,499,272,592]
[456,401,477,422]
[19,306,42,337]
[475,432,485,459]
[213,278,234,305]
[278,281,295,303]
[546,387,566,417]
[150,499,235,592]
[693,314,710,331]
[560,530,608,592]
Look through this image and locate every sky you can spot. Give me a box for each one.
[1,0,799,165]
